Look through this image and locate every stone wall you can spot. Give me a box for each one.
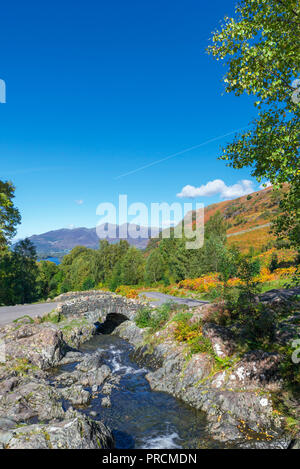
[55,291,144,323]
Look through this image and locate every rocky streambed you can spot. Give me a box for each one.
[0,315,218,449]
[0,290,299,449]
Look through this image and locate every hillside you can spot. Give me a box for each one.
[147,184,290,254]
[205,185,283,252]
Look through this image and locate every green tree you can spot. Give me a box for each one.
[13,239,39,304]
[269,252,279,272]
[145,249,165,284]
[192,211,229,275]
[109,260,123,291]
[159,237,188,282]
[0,180,21,249]
[204,211,228,244]
[61,246,101,291]
[120,247,145,285]
[0,239,39,305]
[0,251,17,305]
[208,0,300,248]
[37,260,60,299]
[237,256,261,306]
[81,277,96,291]
[98,239,130,283]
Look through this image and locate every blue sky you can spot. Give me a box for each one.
[0,0,265,239]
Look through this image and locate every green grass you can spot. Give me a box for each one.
[13,315,34,324]
[171,311,193,323]
[40,310,65,324]
[260,278,291,292]
[59,317,89,331]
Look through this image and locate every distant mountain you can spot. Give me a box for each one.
[24,224,159,258]
[19,186,287,259]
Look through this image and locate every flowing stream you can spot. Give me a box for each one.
[58,333,224,449]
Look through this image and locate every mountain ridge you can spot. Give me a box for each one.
[22,224,158,258]
[22,185,287,258]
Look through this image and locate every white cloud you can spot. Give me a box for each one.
[75,199,84,205]
[177,179,255,200]
[259,181,272,189]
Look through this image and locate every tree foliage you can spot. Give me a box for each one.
[0,239,39,305]
[0,180,21,249]
[145,249,165,284]
[208,0,300,248]
[120,247,145,285]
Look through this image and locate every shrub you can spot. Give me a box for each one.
[135,306,152,328]
[162,275,171,286]
[173,316,216,356]
[188,336,214,355]
[174,320,201,342]
[236,256,261,307]
[115,285,138,298]
[171,311,193,323]
[135,302,173,330]
[149,302,173,331]
[202,302,236,326]
[81,277,95,291]
[269,253,279,272]
[240,304,276,348]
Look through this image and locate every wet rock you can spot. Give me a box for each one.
[100,374,121,396]
[59,385,91,405]
[0,378,66,423]
[92,365,111,385]
[101,383,113,395]
[101,396,111,408]
[75,351,104,372]
[59,322,97,349]
[113,320,145,346]
[1,323,66,370]
[54,370,81,386]
[0,417,17,431]
[6,415,114,449]
[58,350,84,365]
[146,348,186,395]
[55,363,111,389]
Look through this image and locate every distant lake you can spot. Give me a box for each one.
[38,257,61,265]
